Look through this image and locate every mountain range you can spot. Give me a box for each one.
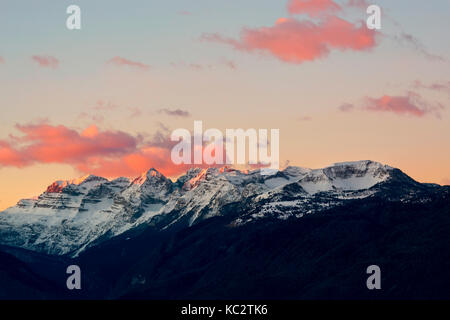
[1,160,449,299]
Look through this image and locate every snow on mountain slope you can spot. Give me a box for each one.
[0,175,133,255]
[298,160,392,194]
[0,161,404,256]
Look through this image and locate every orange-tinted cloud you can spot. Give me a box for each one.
[0,57,4,64]
[75,147,192,178]
[0,123,214,178]
[202,16,376,64]
[73,135,227,178]
[0,141,27,167]
[1,122,276,178]
[19,123,137,163]
[287,0,341,17]
[32,55,59,68]
[0,123,138,169]
[81,124,99,138]
[107,56,150,71]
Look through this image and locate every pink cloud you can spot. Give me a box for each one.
[364,92,444,118]
[202,16,376,64]
[0,124,138,168]
[0,123,198,178]
[75,147,192,178]
[71,130,226,178]
[0,57,4,64]
[0,122,276,178]
[17,124,137,163]
[287,0,341,17]
[32,55,59,69]
[0,141,27,167]
[107,56,150,71]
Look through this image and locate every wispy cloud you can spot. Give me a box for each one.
[92,100,119,111]
[80,101,144,122]
[221,59,237,70]
[128,107,143,118]
[157,108,191,118]
[107,56,150,71]
[171,60,236,71]
[393,33,445,62]
[413,80,450,96]
[189,63,205,71]
[78,112,105,123]
[338,103,355,112]
[340,92,444,118]
[32,55,59,69]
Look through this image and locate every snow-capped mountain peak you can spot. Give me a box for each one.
[131,168,165,185]
[46,174,108,193]
[0,160,429,257]
[296,160,393,194]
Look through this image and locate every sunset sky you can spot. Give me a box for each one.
[1,0,450,210]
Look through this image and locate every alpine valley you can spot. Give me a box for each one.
[1,160,449,299]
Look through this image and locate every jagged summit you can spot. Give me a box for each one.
[43,160,392,194]
[0,160,438,257]
[131,168,165,185]
[46,174,108,193]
